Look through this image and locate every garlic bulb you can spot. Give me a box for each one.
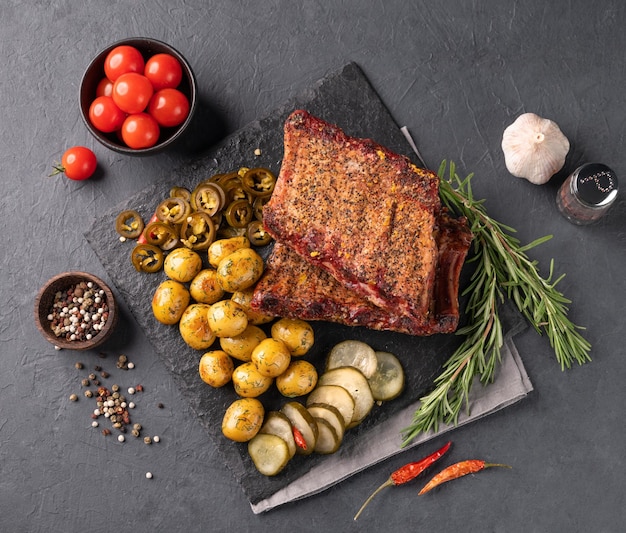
[501,113,570,185]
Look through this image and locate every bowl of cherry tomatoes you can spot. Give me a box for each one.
[80,37,197,155]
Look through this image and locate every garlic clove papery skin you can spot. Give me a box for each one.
[501,112,570,185]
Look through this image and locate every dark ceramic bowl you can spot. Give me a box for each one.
[79,37,197,156]
[35,271,118,351]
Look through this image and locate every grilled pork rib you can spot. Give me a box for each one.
[252,210,471,335]
[255,109,472,336]
[262,109,444,329]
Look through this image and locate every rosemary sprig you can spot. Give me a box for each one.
[401,161,591,446]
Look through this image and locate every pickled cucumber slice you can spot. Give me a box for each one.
[368,351,405,402]
[280,401,318,455]
[313,417,341,454]
[248,433,291,476]
[307,403,345,441]
[259,411,297,458]
[325,340,378,379]
[306,384,355,428]
[317,367,374,428]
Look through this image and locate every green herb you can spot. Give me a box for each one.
[401,161,591,446]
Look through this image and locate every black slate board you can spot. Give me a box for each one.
[85,63,513,504]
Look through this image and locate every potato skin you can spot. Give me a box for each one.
[208,236,250,268]
[164,247,203,282]
[189,269,225,304]
[217,247,264,293]
[152,279,191,325]
[271,318,315,356]
[198,350,234,388]
[251,338,291,378]
[179,303,216,350]
[219,324,267,362]
[207,300,249,338]
[221,398,264,442]
[232,362,273,397]
[276,360,318,397]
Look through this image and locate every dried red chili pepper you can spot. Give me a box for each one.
[418,459,511,495]
[353,441,451,520]
[292,426,307,450]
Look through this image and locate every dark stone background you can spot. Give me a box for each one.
[2,1,624,531]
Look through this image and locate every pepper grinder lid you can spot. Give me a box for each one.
[573,163,618,207]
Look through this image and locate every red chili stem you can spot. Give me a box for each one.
[418,459,512,495]
[353,441,451,521]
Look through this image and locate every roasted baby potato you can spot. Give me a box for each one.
[219,324,267,362]
[221,397,264,442]
[163,247,203,282]
[275,360,318,397]
[208,236,250,268]
[198,350,234,388]
[271,318,314,356]
[189,269,225,304]
[232,362,273,397]
[251,338,291,378]
[217,247,264,293]
[151,279,190,325]
[179,303,216,350]
[231,289,275,325]
[207,300,249,337]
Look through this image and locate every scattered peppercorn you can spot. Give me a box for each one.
[144,436,152,445]
[69,393,78,402]
[157,403,164,409]
[102,428,111,436]
[146,472,153,479]
[100,371,109,379]
[75,362,84,370]
[135,384,144,392]
[84,390,93,398]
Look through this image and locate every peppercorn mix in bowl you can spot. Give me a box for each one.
[35,271,118,351]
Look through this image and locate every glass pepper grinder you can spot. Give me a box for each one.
[556,163,618,225]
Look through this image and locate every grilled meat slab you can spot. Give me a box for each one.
[252,211,472,335]
[263,110,444,329]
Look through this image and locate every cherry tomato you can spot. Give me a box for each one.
[147,88,190,128]
[104,45,145,81]
[95,77,114,97]
[112,72,154,114]
[89,96,126,133]
[121,113,160,149]
[144,53,183,90]
[50,146,97,181]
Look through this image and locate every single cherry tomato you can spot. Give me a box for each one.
[112,72,154,114]
[147,88,190,127]
[95,77,114,97]
[89,95,126,133]
[144,53,183,90]
[50,146,97,181]
[121,113,160,149]
[104,45,145,81]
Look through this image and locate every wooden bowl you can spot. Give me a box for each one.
[35,272,118,351]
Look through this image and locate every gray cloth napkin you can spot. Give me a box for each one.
[251,336,532,513]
